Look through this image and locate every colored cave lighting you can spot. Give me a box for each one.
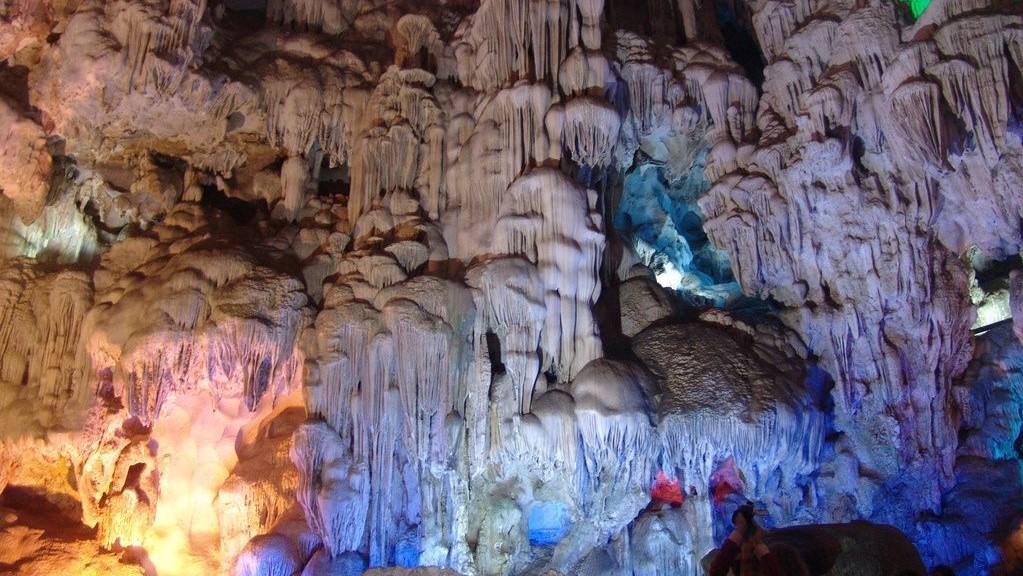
[906,0,932,17]
[709,457,743,505]
[527,502,571,546]
[650,471,685,506]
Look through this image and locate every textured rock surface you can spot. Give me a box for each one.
[0,505,146,576]
[618,275,676,338]
[0,0,1020,574]
[698,0,1021,519]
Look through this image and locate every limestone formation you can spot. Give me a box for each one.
[0,0,1020,574]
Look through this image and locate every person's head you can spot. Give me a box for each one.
[731,508,748,532]
[732,502,756,533]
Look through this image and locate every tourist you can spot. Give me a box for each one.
[708,502,784,576]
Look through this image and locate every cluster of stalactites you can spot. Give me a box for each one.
[570,359,660,489]
[104,0,214,92]
[453,0,604,93]
[84,203,309,426]
[697,0,1020,511]
[79,423,159,548]
[298,191,476,565]
[264,0,398,36]
[308,284,471,467]
[886,14,1023,171]
[262,58,370,167]
[751,0,1023,176]
[625,320,825,568]
[435,0,625,268]
[292,164,630,568]
[0,96,53,223]
[0,0,889,574]
[633,324,824,487]
[483,356,660,573]
[28,0,262,193]
[612,31,757,183]
[291,420,369,557]
[441,82,555,251]
[466,257,545,417]
[73,0,245,123]
[0,259,94,436]
[348,68,446,223]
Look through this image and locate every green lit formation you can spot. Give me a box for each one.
[907,0,932,18]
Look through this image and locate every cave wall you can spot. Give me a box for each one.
[0,0,1020,574]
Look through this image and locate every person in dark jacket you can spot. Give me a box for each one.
[709,502,784,576]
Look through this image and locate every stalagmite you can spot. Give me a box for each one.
[492,168,604,381]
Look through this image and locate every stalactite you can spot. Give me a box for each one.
[571,359,658,494]
[394,15,443,69]
[0,260,93,433]
[560,96,621,168]
[455,0,582,92]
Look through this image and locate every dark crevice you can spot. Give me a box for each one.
[318,158,351,198]
[1007,56,1023,137]
[820,282,841,309]
[715,0,765,90]
[1014,426,1023,459]
[943,103,972,157]
[851,135,868,181]
[601,0,650,40]
[98,368,123,411]
[973,253,1023,293]
[0,63,32,113]
[199,183,265,225]
[218,0,268,29]
[149,151,188,173]
[120,416,152,437]
[605,0,682,46]
[1,485,85,528]
[485,331,506,376]
[247,356,273,411]
[81,198,126,236]
[47,153,78,208]
[123,463,146,493]
[226,111,246,132]
[647,0,686,47]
